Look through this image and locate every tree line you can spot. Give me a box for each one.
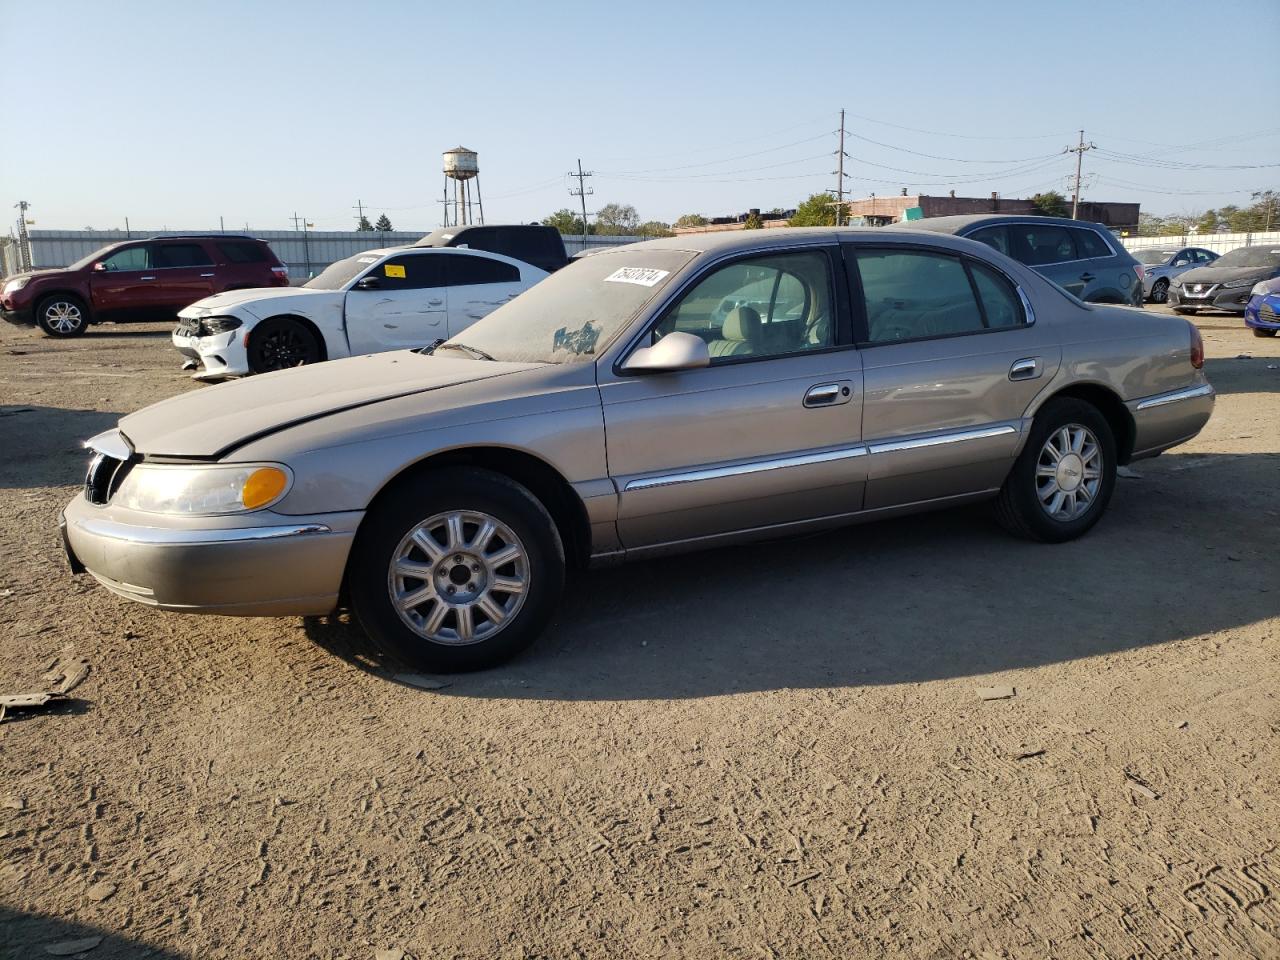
[1138,190,1278,237]
[356,213,395,232]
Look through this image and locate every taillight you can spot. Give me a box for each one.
[270,265,289,282]
[1133,264,1145,284]
[1189,324,1204,369]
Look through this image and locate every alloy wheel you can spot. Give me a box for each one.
[259,328,309,369]
[1035,423,1103,522]
[44,301,83,334]
[387,510,529,645]
[1151,280,1168,304]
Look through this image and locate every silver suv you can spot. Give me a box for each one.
[912,215,1144,306]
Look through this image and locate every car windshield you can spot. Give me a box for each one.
[1213,247,1280,269]
[435,248,695,364]
[1134,249,1176,264]
[303,252,384,289]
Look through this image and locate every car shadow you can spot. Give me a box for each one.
[304,450,1280,701]
[1203,354,1280,395]
[0,405,121,489]
[0,907,187,959]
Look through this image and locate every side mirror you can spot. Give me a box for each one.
[621,331,710,374]
[92,262,107,272]
[355,276,380,290]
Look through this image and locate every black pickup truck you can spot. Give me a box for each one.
[414,224,569,273]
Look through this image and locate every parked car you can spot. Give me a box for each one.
[1,235,288,338]
[1168,245,1280,315]
[63,228,1213,672]
[414,224,569,273]
[172,246,545,378]
[1245,277,1280,337]
[1132,246,1219,303]
[911,214,1144,306]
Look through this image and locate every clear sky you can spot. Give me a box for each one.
[3,0,1277,233]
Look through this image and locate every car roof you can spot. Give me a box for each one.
[907,214,1115,235]
[598,226,1002,258]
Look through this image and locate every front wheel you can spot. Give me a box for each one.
[995,398,1117,543]
[35,295,90,337]
[348,467,565,672]
[1252,327,1277,338]
[1150,279,1169,304]
[247,317,321,373]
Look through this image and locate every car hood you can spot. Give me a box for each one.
[118,351,541,458]
[1177,263,1278,284]
[180,286,339,318]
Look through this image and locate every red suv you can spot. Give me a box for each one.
[1,235,289,337]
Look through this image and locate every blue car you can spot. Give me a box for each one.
[1245,279,1280,338]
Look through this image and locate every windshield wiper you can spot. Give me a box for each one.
[433,342,496,361]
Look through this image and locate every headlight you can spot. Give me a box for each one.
[113,463,291,515]
[1252,280,1279,297]
[201,316,242,335]
[3,276,30,295]
[1144,268,1156,276]
[1222,276,1260,289]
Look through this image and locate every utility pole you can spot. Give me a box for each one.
[833,109,849,226]
[353,199,366,230]
[567,159,593,249]
[291,212,313,277]
[1064,130,1096,220]
[13,201,31,272]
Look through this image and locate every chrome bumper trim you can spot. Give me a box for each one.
[69,516,331,546]
[1135,383,1214,411]
[625,445,868,492]
[866,423,1016,455]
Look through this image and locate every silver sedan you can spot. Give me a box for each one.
[1133,246,1218,303]
[62,228,1215,671]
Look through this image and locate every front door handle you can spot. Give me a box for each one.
[1079,272,1095,282]
[428,298,444,306]
[1009,357,1042,381]
[140,276,156,281]
[200,272,215,278]
[803,381,854,408]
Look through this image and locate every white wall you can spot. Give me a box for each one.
[1121,232,1280,256]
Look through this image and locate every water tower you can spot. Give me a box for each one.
[442,146,484,227]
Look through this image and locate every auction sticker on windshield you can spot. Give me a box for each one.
[384,263,406,278]
[604,267,670,287]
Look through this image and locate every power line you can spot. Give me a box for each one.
[597,131,834,176]
[841,109,1065,141]
[845,131,1062,164]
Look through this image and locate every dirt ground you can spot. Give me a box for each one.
[1,309,1277,959]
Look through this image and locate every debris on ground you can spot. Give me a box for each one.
[390,673,450,691]
[86,881,117,902]
[374,949,408,960]
[977,685,1016,701]
[1127,777,1159,801]
[0,656,90,723]
[1117,466,1143,479]
[43,937,102,956]
[1235,353,1253,359]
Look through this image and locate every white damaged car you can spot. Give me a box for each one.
[172,246,545,378]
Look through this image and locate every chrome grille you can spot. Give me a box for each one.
[84,453,134,505]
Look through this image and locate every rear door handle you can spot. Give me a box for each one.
[427,298,444,306]
[140,276,156,281]
[200,272,215,278]
[1009,357,1042,381]
[1079,272,1095,281]
[803,381,854,408]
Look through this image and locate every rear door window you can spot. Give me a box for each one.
[443,252,520,285]
[1011,225,1077,266]
[967,225,1011,257]
[154,243,214,268]
[1193,249,1217,263]
[217,241,268,263]
[1071,228,1112,260]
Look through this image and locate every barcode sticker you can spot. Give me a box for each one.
[604,267,670,287]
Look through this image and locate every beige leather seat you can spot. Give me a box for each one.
[710,306,761,359]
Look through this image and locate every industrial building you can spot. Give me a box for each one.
[842,191,1140,231]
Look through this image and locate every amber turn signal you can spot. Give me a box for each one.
[241,467,289,509]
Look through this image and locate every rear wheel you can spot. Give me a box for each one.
[995,398,1117,543]
[247,317,321,373]
[348,467,565,672]
[35,294,89,337]
[1252,327,1277,338]
[1150,279,1169,304]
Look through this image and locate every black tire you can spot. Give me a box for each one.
[994,397,1117,543]
[247,317,321,373]
[348,467,565,672]
[35,294,90,337]
[1150,279,1169,304]
[1252,327,1277,338]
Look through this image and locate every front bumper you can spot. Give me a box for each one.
[1167,284,1252,313]
[1244,298,1280,331]
[62,493,361,616]
[1,304,34,326]
[172,328,249,379]
[1127,382,1215,461]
